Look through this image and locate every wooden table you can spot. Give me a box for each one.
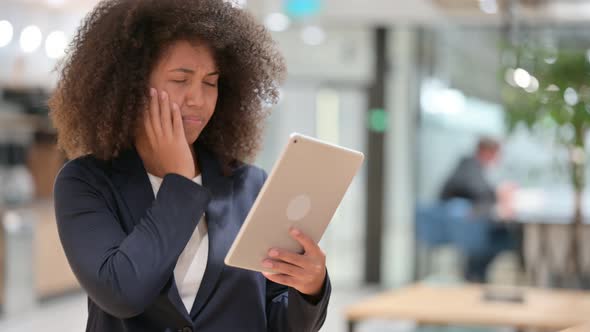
[345,283,590,332]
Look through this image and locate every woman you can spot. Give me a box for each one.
[49,1,330,331]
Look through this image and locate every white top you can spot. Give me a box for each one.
[147,172,209,312]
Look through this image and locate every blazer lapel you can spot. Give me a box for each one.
[189,144,236,318]
[110,147,154,229]
[111,147,191,321]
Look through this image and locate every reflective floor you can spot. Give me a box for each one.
[0,287,515,332]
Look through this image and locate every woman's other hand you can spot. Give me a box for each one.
[261,228,327,297]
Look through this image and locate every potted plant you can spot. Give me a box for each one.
[502,45,590,287]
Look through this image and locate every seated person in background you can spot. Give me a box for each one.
[440,136,521,282]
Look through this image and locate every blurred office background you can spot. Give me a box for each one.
[2,0,590,331]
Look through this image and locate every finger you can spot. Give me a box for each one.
[171,102,185,139]
[140,114,154,148]
[290,228,321,256]
[268,248,309,269]
[143,89,156,143]
[262,259,305,279]
[150,89,163,138]
[262,272,298,289]
[159,90,172,138]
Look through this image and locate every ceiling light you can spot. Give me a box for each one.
[20,25,43,53]
[0,20,13,48]
[46,0,67,7]
[264,13,290,32]
[45,30,67,59]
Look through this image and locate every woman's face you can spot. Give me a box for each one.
[147,40,219,145]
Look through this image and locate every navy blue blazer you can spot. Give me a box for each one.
[53,143,330,332]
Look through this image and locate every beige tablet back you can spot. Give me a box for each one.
[224,133,364,273]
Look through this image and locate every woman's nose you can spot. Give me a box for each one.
[185,86,205,108]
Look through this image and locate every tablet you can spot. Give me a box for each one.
[224,133,364,273]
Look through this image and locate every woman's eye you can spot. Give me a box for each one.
[172,79,187,84]
[204,82,218,87]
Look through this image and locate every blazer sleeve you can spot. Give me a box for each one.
[53,161,211,319]
[257,169,332,331]
[266,274,332,332]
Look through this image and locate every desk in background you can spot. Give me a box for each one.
[345,283,590,332]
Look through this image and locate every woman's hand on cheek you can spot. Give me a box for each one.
[135,88,195,179]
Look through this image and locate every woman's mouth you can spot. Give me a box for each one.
[182,115,204,126]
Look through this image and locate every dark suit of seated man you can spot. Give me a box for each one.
[440,137,522,282]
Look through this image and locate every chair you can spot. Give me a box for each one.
[415,199,512,281]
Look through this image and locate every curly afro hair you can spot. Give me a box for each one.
[49,0,286,163]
